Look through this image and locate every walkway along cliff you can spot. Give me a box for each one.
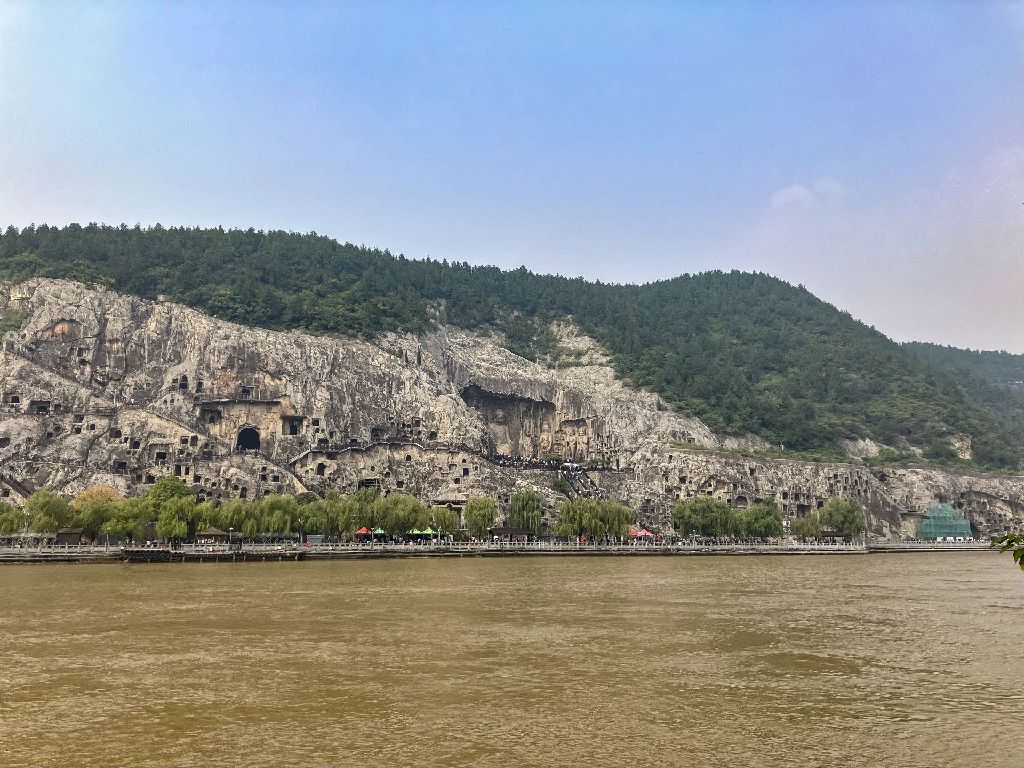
[1,279,1022,539]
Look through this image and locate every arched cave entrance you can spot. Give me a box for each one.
[236,427,261,452]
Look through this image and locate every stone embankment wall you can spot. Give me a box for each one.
[1,279,1021,538]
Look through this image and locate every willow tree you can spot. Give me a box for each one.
[464,497,497,538]
[143,476,194,519]
[192,500,220,532]
[820,498,867,540]
[508,490,542,535]
[258,494,299,529]
[71,485,122,540]
[373,493,427,537]
[0,501,23,535]
[735,502,783,539]
[155,507,187,542]
[27,489,73,533]
[219,499,254,533]
[790,512,822,540]
[100,498,147,542]
[429,506,459,537]
[555,499,632,540]
[672,497,733,538]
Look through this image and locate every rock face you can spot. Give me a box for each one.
[1,278,1022,538]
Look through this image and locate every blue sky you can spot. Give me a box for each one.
[2,1,1022,350]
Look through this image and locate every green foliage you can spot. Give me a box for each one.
[734,501,784,539]
[508,490,543,534]
[674,497,831,540]
[345,487,380,528]
[922,441,959,463]
[672,497,734,538]
[990,533,1024,571]
[191,500,219,531]
[155,506,187,541]
[257,494,298,534]
[3,225,1022,469]
[0,307,28,335]
[429,506,459,535]
[372,493,428,537]
[27,489,73,533]
[0,501,24,534]
[819,498,867,540]
[70,486,122,539]
[554,498,633,539]
[100,498,148,541]
[464,497,497,538]
[790,512,822,540]
[906,343,1024,470]
[863,449,921,467]
[143,476,194,519]
[907,343,1024,389]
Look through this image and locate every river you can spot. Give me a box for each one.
[1,552,1020,767]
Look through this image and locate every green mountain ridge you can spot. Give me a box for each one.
[1,223,1019,470]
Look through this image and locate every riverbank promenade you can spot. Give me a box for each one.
[0,539,993,564]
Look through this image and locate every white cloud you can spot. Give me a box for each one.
[715,147,1024,352]
[768,183,817,213]
[767,175,846,214]
[811,175,845,199]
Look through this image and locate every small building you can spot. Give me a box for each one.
[195,528,230,544]
[489,526,535,542]
[54,528,84,546]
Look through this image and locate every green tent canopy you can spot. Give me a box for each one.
[372,527,386,535]
[422,527,436,535]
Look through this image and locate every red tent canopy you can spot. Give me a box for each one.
[629,527,639,537]
[637,529,653,537]
[355,527,371,535]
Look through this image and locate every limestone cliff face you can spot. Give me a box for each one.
[1,278,1021,538]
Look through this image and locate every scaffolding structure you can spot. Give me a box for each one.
[916,502,973,540]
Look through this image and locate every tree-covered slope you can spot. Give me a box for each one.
[906,343,1024,463]
[906,343,1024,390]
[0,224,1018,469]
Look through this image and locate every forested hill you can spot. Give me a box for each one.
[905,343,1024,466]
[906,343,1024,390]
[0,224,1019,470]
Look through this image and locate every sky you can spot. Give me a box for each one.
[1,1,1022,351]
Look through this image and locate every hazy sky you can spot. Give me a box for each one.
[2,2,1022,350]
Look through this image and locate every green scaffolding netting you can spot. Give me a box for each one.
[916,502,973,540]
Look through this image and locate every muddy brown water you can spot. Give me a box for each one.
[1,553,1021,767]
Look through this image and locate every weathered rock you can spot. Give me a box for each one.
[0,278,1021,538]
